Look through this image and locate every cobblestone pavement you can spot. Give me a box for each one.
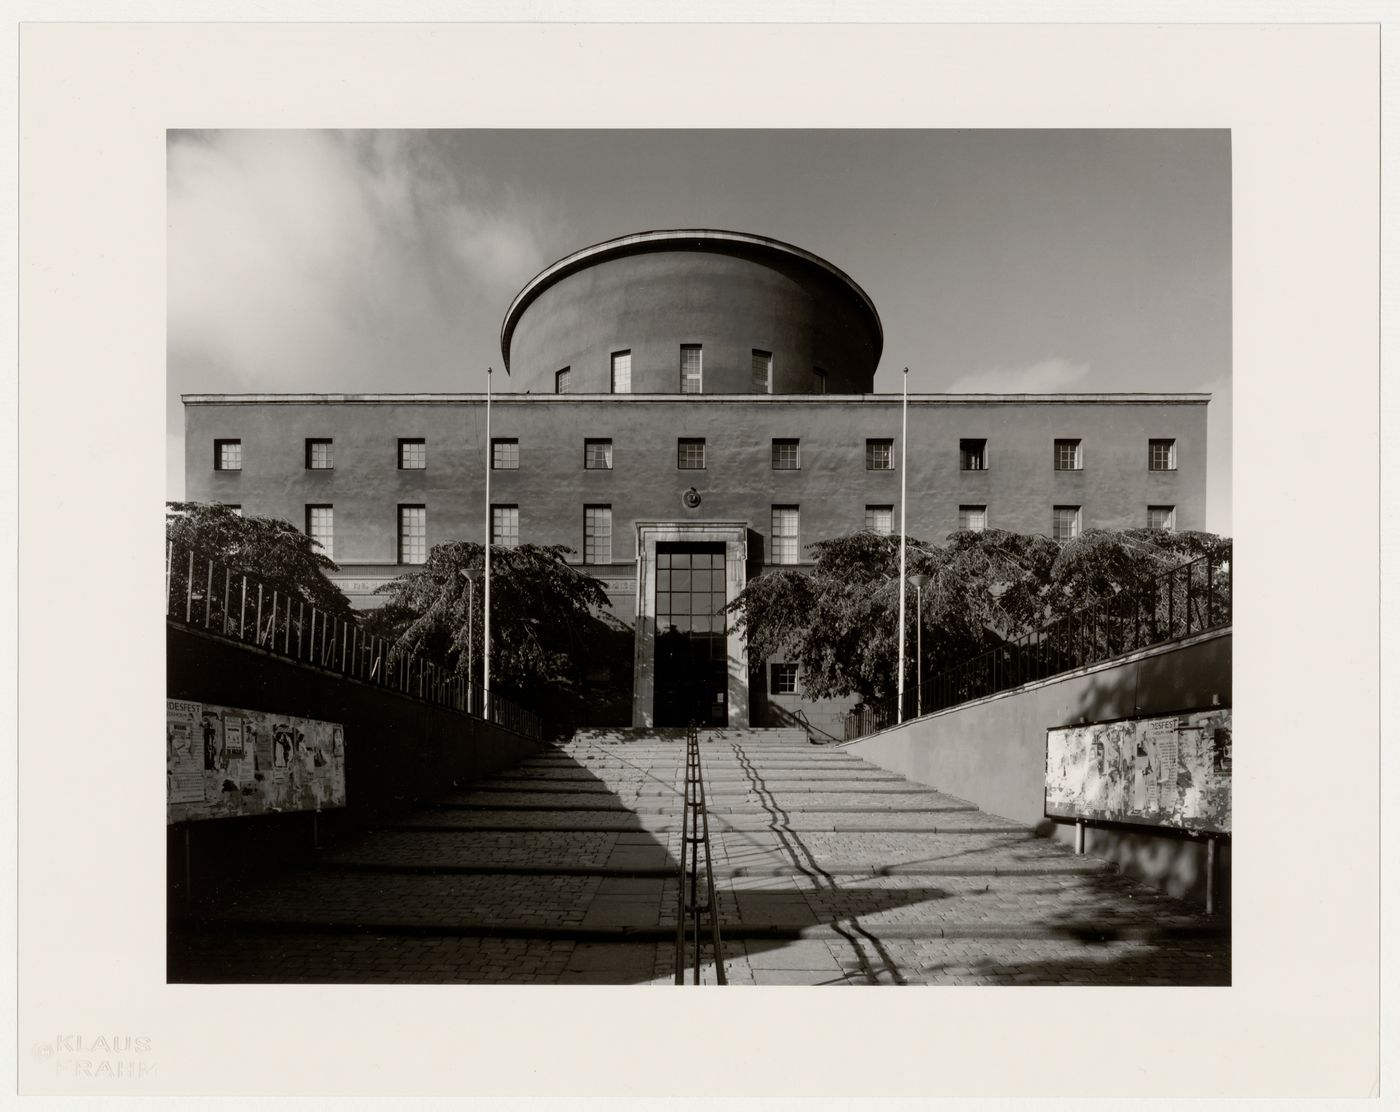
[170,727,1229,985]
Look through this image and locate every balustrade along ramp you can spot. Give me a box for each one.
[169,727,1228,985]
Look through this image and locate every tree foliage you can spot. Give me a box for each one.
[1046,528,1231,619]
[727,526,1231,707]
[361,541,617,723]
[728,529,1056,706]
[165,501,353,622]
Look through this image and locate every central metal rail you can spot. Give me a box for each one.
[674,722,727,985]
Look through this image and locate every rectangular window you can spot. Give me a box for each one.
[398,438,426,470]
[770,663,798,695]
[1148,505,1176,531]
[866,438,893,470]
[752,349,772,393]
[611,350,631,394]
[771,438,800,470]
[584,505,613,564]
[813,367,827,394]
[555,367,571,394]
[958,504,987,532]
[214,439,241,471]
[1052,505,1081,542]
[398,505,426,564]
[305,438,333,470]
[960,438,988,471]
[771,505,800,565]
[677,437,706,470]
[491,438,519,470]
[1149,438,1177,471]
[680,345,703,393]
[584,438,613,470]
[865,505,893,534]
[1054,438,1082,471]
[305,505,333,559]
[491,505,519,548]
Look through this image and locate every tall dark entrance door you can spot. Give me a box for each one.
[653,543,728,727]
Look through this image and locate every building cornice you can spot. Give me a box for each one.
[182,392,1212,406]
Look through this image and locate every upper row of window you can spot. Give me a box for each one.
[213,436,1181,473]
[285,499,1178,569]
[552,348,829,395]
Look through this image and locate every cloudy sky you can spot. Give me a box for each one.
[167,129,1231,531]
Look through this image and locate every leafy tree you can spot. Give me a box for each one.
[1046,528,1231,618]
[165,501,353,622]
[727,528,1056,707]
[362,541,617,726]
[728,526,1231,709]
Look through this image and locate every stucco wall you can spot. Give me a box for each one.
[506,247,880,394]
[185,393,1208,602]
[846,629,1231,905]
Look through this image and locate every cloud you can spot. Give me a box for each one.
[167,130,561,394]
[944,357,1090,394]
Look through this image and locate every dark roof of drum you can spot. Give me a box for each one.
[499,228,884,370]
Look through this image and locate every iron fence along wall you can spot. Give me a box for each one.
[165,543,542,741]
[844,552,1231,741]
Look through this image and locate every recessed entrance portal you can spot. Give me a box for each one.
[653,544,728,727]
[632,521,748,728]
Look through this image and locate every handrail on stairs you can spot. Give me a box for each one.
[674,720,727,985]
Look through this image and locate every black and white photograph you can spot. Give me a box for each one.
[163,128,1234,988]
[15,16,1383,1103]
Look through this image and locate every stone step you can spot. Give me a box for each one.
[177,866,1222,940]
[310,827,1092,876]
[387,811,1030,835]
[308,858,1116,879]
[171,720,1224,987]
[430,799,977,815]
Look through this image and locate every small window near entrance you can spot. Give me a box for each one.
[770,663,798,695]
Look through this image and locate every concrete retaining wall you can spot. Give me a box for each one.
[168,624,543,823]
[167,623,544,903]
[847,629,1231,906]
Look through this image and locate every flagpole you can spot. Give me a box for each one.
[483,366,492,721]
[896,366,908,725]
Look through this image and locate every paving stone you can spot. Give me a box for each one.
[171,727,1228,987]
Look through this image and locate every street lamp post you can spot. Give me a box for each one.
[460,567,483,714]
[483,366,494,722]
[909,573,930,717]
[896,366,909,724]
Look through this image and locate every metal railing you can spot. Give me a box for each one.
[844,552,1231,741]
[675,722,726,985]
[165,542,542,741]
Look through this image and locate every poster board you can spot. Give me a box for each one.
[166,699,347,823]
[1045,709,1231,834]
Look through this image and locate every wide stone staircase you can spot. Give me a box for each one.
[169,726,1229,985]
